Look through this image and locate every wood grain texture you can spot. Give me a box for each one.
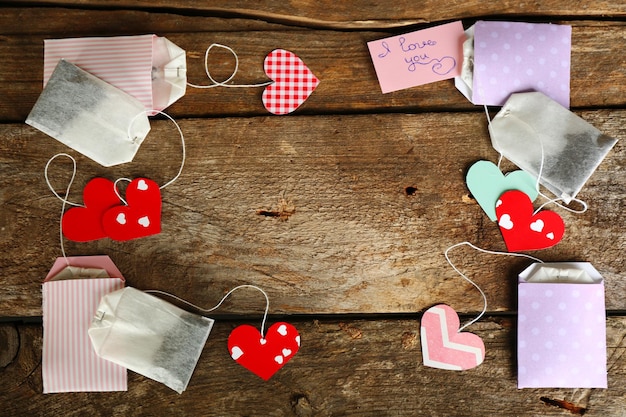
[1,18,625,122]
[2,1,626,28]
[1,111,623,317]
[0,3,624,415]
[1,318,625,416]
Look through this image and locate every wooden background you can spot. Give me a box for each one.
[0,2,624,416]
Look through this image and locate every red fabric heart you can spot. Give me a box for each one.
[262,49,319,115]
[101,178,162,241]
[495,190,565,251]
[62,178,121,242]
[228,322,300,380]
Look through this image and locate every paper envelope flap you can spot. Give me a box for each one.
[519,262,603,284]
[45,255,125,283]
[48,266,110,281]
[151,36,186,112]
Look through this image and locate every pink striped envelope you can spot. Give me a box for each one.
[42,256,126,393]
[43,35,186,114]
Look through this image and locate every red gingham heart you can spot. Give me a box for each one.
[262,49,319,115]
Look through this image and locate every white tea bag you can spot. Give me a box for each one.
[88,287,214,393]
[489,92,618,203]
[26,59,150,167]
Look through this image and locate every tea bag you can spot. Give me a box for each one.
[26,59,150,167]
[489,92,618,203]
[88,287,214,393]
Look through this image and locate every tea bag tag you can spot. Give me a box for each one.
[488,92,618,203]
[26,59,150,167]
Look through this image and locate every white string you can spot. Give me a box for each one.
[44,153,79,265]
[146,284,271,337]
[535,192,588,214]
[44,154,84,208]
[187,43,273,89]
[483,105,504,170]
[113,178,132,205]
[127,110,185,190]
[445,241,544,332]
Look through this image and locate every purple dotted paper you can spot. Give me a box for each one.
[472,21,572,108]
[518,282,607,388]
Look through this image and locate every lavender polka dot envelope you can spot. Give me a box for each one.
[517,262,607,388]
[470,21,572,108]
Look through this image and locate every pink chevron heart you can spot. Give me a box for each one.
[420,304,485,370]
[262,49,319,115]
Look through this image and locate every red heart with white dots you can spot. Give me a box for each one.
[101,178,162,241]
[62,178,122,242]
[262,49,319,115]
[495,190,564,251]
[228,322,300,380]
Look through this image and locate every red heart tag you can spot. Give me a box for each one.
[495,190,565,251]
[420,304,485,370]
[62,178,122,242]
[101,178,162,241]
[262,49,320,115]
[227,322,300,380]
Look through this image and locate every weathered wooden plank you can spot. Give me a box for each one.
[2,1,626,28]
[1,20,624,123]
[1,111,623,317]
[0,7,289,36]
[1,317,625,416]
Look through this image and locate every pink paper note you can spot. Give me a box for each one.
[472,21,572,107]
[42,256,127,393]
[367,21,465,93]
[517,262,607,388]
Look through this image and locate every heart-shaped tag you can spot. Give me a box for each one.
[228,322,301,380]
[102,178,162,241]
[495,190,565,251]
[62,178,122,242]
[262,49,320,115]
[466,160,538,221]
[420,304,485,370]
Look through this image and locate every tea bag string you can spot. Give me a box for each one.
[113,110,186,204]
[44,153,83,207]
[187,43,273,89]
[44,153,77,265]
[146,285,270,337]
[484,105,588,214]
[445,241,544,332]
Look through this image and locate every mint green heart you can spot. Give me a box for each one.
[466,160,538,221]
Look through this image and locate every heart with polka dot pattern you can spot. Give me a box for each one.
[495,190,564,252]
[228,322,300,380]
[101,178,162,241]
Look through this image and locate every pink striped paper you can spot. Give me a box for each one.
[43,35,154,110]
[42,256,126,393]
